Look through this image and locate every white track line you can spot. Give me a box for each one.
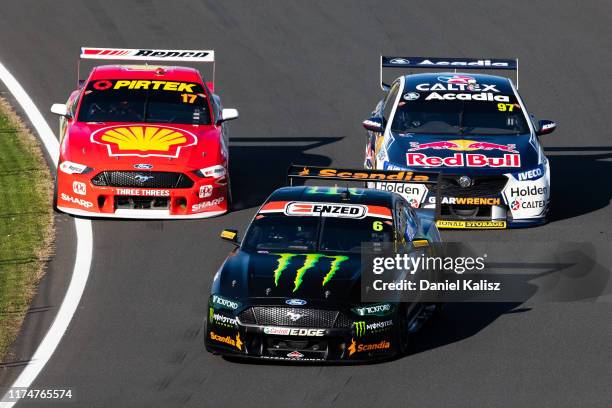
[0,62,93,407]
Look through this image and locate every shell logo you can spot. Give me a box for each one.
[91,125,197,158]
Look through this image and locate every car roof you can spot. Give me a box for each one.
[265,186,395,208]
[87,65,204,83]
[402,72,514,93]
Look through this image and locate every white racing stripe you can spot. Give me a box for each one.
[0,63,93,407]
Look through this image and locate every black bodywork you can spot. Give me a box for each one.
[205,183,441,362]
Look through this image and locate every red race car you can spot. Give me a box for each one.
[51,47,238,219]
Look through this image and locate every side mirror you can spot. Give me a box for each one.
[362,117,384,132]
[220,229,240,246]
[217,108,239,124]
[411,239,429,248]
[536,119,556,136]
[50,103,71,118]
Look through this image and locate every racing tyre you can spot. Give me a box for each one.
[226,172,233,211]
[397,304,411,355]
[52,177,59,212]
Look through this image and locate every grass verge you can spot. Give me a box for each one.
[0,96,53,361]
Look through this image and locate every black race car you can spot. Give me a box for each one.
[205,166,442,362]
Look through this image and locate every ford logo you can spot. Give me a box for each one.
[285,298,307,306]
[134,164,153,169]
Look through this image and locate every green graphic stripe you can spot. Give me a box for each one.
[272,253,350,291]
[322,255,350,286]
[294,254,324,292]
[273,253,297,286]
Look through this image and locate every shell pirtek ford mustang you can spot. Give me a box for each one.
[363,56,557,229]
[51,48,239,219]
[205,166,442,362]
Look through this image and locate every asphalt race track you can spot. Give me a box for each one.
[1,1,611,407]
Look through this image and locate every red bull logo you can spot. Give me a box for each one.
[465,141,517,153]
[408,141,461,151]
[408,139,517,153]
[406,152,521,168]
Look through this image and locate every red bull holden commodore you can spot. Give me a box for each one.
[363,56,557,229]
[205,166,443,362]
[51,48,238,219]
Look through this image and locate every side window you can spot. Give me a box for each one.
[69,92,80,117]
[402,206,418,242]
[394,201,407,243]
[382,82,400,123]
[210,94,221,123]
[395,199,418,243]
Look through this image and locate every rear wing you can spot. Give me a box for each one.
[78,47,216,90]
[287,165,439,186]
[380,56,519,91]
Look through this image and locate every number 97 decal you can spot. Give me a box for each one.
[497,103,519,112]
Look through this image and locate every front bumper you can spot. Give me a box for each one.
[372,167,550,229]
[55,167,228,219]
[205,310,398,362]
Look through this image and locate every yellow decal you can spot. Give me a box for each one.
[497,103,517,112]
[181,93,198,103]
[436,220,506,229]
[210,331,243,350]
[220,230,237,240]
[112,80,196,93]
[348,338,390,356]
[348,338,357,356]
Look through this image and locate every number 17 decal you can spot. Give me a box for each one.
[181,93,197,103]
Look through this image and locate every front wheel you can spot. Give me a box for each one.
[225,172,233,212]
[397,304,411,355]
[52,176,59,212]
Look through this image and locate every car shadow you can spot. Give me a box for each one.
[228,136,343,210]
[409,302,526,355]
[545,146,612,222]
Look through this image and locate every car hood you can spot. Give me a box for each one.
[214,251,362,305]
[386,132,540,175]
[61,122,222,170]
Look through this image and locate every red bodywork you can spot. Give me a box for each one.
[56,65,230,218]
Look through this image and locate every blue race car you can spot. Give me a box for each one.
[363,56,556,229]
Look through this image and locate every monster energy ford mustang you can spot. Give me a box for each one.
[204,166,442,362]
[363,56,557,229]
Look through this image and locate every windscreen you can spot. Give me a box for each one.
[77,79,211,125]
[393,75,529,135]
[242,214,394,253]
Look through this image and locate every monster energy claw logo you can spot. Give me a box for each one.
[272,253,349,292]
[354,321,366,337]
[353,320,393,337]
